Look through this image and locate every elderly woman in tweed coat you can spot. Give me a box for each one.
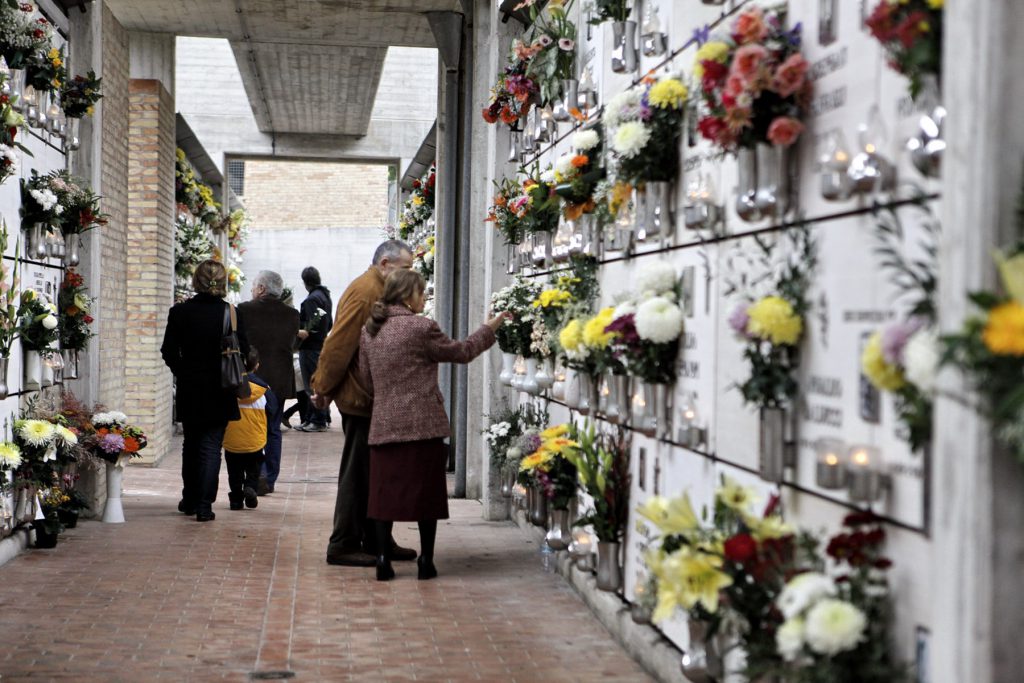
[359,269,507,581]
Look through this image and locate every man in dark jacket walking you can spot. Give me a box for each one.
[295,266,332,432]
[238,270,300,494]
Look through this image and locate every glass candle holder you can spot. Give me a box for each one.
[814,437,847,489]
[846,444,884,502]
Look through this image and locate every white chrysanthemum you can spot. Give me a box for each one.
[30,188,58,211]
[0,442,22,468]
[91,411,111,425]
[903,327,939,395]
[777,572,837,620]
[612,121,651,158]
[572,129,600,151]
[108,411,128,425]
[540,168,556,184]
[554,153,575,178]
[602,89,643,127]
[55,425,77,445]
[18,419,56,446]
[804,599,867,656]
[776,617,806,662]
[0,144,18,173]
[41,314,57,330]
[635,261,678,296]
[634,296,683,343]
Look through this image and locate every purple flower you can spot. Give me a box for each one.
[692,25,711,46]
[98,433,125,454]
[518,432,542,454]
[639,92,653,121]
[605,314,640,346]
[880,317,924,366]
[729,304,751,338]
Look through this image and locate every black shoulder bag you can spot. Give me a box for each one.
[221,303,251,398]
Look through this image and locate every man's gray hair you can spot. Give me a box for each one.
[255,270,285,298]
[373,239,412,265]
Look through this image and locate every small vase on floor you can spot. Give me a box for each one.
[102,459,126,523]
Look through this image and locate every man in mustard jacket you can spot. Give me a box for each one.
[311,240,418,566]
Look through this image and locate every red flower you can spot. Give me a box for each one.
[697,116,728,143]
[83,315,93,324]
[700,60,729,90]
[412,179,421,189]
[894,11,928,49]
[481,107,498,124]
[724,533,758,564]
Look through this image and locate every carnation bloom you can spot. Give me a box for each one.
[0,441,22,468]
[777,572,838,620]
[983,301,1024,355]
[635,296,683,343]
[612,121,651,158]
[767,116,805,147]
[776,617,806,662]
[861,331,905,391]
[648,78,688,110]
[804,599,867,656]
[747,296,803,346]
[19,419,55,446]
[572,129,600,151]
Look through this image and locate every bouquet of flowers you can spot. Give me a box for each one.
[587,0,630,25]
[602,74,688,185]
[562,421,630,542]
[693,6,810,152]
[518,423,578,509]
[60,70,102,118]
[726,226,816,408]
[52,171,107,236]
[0,93,24,186]
[553,127,605,220]
[491,277,540,356]
[413,234,435,282]
[90,411,147,465]
[530,257,599,358]
[515,0,578,108]
[58,269,94,351]
[225,208,249,254]
[25,44,64,92]
[603,261,684,383]
[487,167,560,245]
[227,263,244,294]
[399,166,436,240]
[0,439,21,493]
[20,170,65,229]
[484,402,547,474]
[174,213,214,286]
[0,2,54,70]
[12,415,77,486]
[866,0,943,100]
[481,50,535,128]
[175,148,220,224]
[16,288,58,352]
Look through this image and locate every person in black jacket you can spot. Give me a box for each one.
[161,260,249,522]
[295,266,333,431]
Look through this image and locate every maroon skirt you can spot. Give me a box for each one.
[367,438,449,522]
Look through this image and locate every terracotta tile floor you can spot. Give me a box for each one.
[0,423,651,682]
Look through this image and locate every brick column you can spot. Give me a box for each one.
[125,79,175,465]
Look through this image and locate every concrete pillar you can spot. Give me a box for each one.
[129,31,175,95]
[931,1,1024,680]
[125,79,175,466]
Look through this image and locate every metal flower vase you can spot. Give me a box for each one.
[754,143,787,219]
[596,541,622,591]
[680,620,724,683]
[29,223,48,260]
[102,459,126,523]
[64,233,80,266]
[500,466,516,498]
[534,357,553,391]
[499,352,515,386]
[735,147,761,222]
[531,231,551,268]
[611,21,638,73]
[563,368,580,408]
[576,373,593,416]
[545,508,573,550]
[0,356,9,399]
[646,181,675,245]
[62,349,79,380]
[605,373,629,424]
[527,486,548,526]
[759,406,795,483]
[637,381,670,437]
[24,349,41,390]
[553,79,578,122]
[14,485,36,523]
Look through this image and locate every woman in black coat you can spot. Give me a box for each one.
[161,260,249,522]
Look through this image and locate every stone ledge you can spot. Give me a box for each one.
[510,506,685,683]
[0,527,32,570]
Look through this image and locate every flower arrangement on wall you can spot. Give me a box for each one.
[0,222,19,361]
[174,211,214,301]
[694,6,810,152]
[175,148,220,227]
[60,70,102,118]
[57,269,93,352]
[16,288,57,352]
[726,226,816,409]
[0,2,55,70]
[491,276,541,357]
[484,402,545,477]
[399,165,435,241]
[553,127,605,220]
[225,208,249,255]
[866,0,943,100]
[486,166,560,245]
[0,95,25,186]
[518,423,578,510]
[20,170,108,244]
[563,421,630,543]
[531,256,598,359]
[603,74,687,186]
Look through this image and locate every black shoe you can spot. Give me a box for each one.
[257,477,270,496]
[417,557,438,581]
[229,502,243,511]
[326,551,376,567]
[305,423,328,433]
[196,511,216,522]
[177,500,196,515]
[376,555,395,581]
[243,486,258,509]
[281,419,293,430]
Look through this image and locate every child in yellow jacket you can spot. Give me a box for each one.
[223,348,278,510]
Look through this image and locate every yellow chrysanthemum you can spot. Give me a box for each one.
[692,41,730,79]
[716,476,759,513]
[541,424,569,440]
[747,296,803,346]
[533,288,572,309]
[860,331,905,391]
[983,302,1024,356]
[0,441,22,468]
[582,307,616,349]
[648,78,688,110]
[19,419,55,447]
[559,318,584,351]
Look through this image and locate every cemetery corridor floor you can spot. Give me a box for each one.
[0,422,651,682]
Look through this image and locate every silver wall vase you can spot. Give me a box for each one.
[64,233,80,266]
[499,352,515,386]
[680,620,724,683]
[7,68,25,113]
[605,373,629,424]
[611,21,638,74]
[646,181,675,245]
[531,231,552,268]
[754,142,787,218]
[564,367,580,408]
[66,117,81,152]
[23,349,41,390]
[508,131,521,163]
[545,508,573,550]
[576,373,593,416]
[596,541,622,591]
[30,223,48,260]
[734,147,761,222]
[759,406,795,483]
[0,356,9,399]
[500,467,516,498]
[62,349,80,380]
[553,79,578,122]
[528,486,549,526]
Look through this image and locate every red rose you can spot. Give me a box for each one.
[697,116,727,143]
[700,60,728,89]
[724,533,758,564]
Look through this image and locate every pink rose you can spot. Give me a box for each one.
[767,116,804,147]
[724,73,746,99]
[733,7,769,45]
[772,53,809,98]
[732,44,768,84]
